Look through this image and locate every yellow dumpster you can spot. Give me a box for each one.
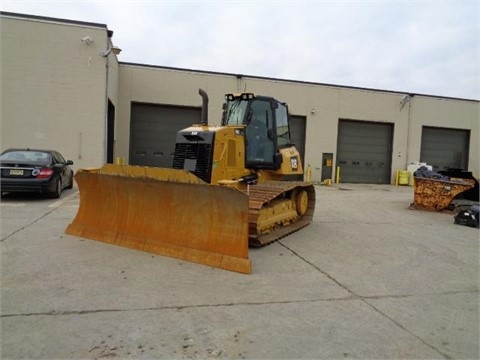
[413,177,475,211]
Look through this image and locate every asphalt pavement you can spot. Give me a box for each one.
[1,183,478,359]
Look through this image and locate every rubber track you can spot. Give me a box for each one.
[240,181,316,247]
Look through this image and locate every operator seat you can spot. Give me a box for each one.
[246,115,268,161]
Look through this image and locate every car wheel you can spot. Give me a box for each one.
[49,179,62,199]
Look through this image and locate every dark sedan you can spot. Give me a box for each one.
[0,148,74,198]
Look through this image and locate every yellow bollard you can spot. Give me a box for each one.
[336,166,340,184]
[306,164,312,183]
[114,157,126,165]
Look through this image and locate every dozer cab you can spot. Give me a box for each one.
[66,89,315,273]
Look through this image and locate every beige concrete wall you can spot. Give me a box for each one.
[0,15,112,170]
[118,65,479,182]
[409,96,479,176]
[116,65,238,160]
[2,14,477,182]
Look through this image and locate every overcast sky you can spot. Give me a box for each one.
[1,0,479,100]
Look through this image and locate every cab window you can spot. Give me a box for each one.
[275,104,290,147]
[245,100,275,164]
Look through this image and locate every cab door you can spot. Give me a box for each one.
[245,99,276,168]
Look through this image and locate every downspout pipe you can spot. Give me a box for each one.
[405,93,415,166]
[199,88,209,125]
[103,52,109,163]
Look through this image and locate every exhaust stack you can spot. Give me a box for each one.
[199,88,209,125]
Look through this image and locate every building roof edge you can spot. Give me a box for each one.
[119,62,478,103]
[0,11,108,30]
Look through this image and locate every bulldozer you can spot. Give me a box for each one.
[66,89,315,274]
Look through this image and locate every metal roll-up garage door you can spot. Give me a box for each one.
[130,103,201,167]
[336,120,393,184]
[289,115,307,180]
[420,126,470,171]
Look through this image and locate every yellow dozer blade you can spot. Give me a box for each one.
[65,164,251,274]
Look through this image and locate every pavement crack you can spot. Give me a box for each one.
[278,241,361,298]
[1,296,357,319]
[363,300,453,359]
[278,240,459,360]
[363,289,479,300]
[1,207,60,243]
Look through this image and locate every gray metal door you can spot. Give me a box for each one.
[130,103,201,167]
[420,126,470,171]
[321,153,334,181]
[289,115,306,180]
[336,120,393,184]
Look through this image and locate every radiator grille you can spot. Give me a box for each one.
[172,143,213,183]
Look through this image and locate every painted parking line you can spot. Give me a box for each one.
[0,203,25,207]
[48,191,79,208]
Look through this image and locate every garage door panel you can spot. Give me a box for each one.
[340,138,391,147]
[420,127,469,171]
[340,166,387,183]
[289,116,306,181]
[341,144,390,154]
[130,103,201,167]
[337,120,393,184]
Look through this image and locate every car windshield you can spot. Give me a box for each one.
[0,151,51,165]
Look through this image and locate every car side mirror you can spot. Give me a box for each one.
[66,160,74,165]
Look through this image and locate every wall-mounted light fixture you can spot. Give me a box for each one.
[81,36,94,45]
[99,45,122,57]
[311,108,316,114]
[400,95,411,110]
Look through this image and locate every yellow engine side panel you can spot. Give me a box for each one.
[278,146,304,175]
[210,126,251,184]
